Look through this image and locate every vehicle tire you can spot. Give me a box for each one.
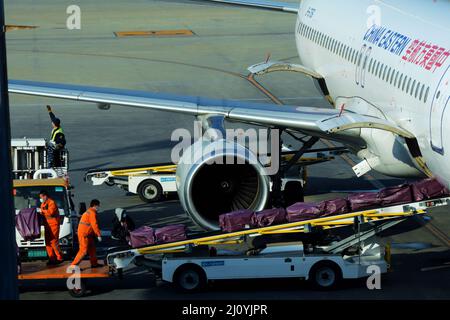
[309,261,342,290]
[68,280,87,298]
[105,180,115,187]
[174,264,207,292]
[137,180,163,203]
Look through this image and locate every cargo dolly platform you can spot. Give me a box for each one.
[18,261,112,298]
[106,197,450,291]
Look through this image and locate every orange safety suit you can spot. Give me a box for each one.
[40,198,63,262]
[71,207,101,266]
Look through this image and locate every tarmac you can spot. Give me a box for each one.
[6,0,450,299]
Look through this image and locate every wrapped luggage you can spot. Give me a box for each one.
[286,202,322,222]
[347,192,380,212]
[15,208,41,241]
[129,226,155,248]
[155,224,187,244]
[319,198,349,217]
[219,210,255,232]
[252,208,286,227]
[411,178,450,201]
[378,183,413,206]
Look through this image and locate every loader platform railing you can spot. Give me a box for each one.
[107,197,450,269]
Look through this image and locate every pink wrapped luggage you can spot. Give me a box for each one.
[411,178,450,201]
[347,192,380,212]
[219,210,255,232]
[129,226,155,248]
[15,208,41,241]
[252,208,286,227]
[286,203,322,222]
[319,198,349,217]
[378,184,413,206]
[155,224,187,244]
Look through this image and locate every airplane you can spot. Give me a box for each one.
[8,0,450,230]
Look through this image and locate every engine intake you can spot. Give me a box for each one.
[176,139,270,230]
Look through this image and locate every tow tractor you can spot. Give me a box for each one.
[84,147,347,203]
[106,197,450,292]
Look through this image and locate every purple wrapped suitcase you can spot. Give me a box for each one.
[15,208,40,241]
[286,203,322,222]
[219,210,255,232]
[319,198,349,217]
[411,178,450,201]
[129,226,155,248]
[347,192,380,212]
[155,224,187,244]
[378,183,413,206]
[252,208,287,227]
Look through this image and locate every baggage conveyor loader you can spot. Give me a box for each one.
[106,197,450,291]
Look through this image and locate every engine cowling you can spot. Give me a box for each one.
[176,139,270,230]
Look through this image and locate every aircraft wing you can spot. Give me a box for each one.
[200,0,299,13]
[9,80,416,145]
[9,79,346,136]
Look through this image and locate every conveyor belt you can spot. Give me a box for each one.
[107,197,450,269]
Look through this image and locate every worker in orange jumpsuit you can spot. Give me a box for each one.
[71,199,103,268]
[39,190,64,265]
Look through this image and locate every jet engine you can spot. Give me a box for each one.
[176,139,270,231]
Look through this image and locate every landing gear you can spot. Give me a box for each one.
[270,129,318,208]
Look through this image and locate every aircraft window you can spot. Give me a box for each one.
[314,30,318,43]
[331,39,336,53]
[406,78,412,93]
[394,71,399,86]
[319,33,324,46]
[352,49,357,64]
[390,69,395,85]
[424,87,430,103]
[301,24,305,36]
[419,84,425,101]
[378,64,384,78]
[398,74,403,89]
[415,82,421,98]
[345,46,350,60]
[385,67,391,82]
[368,58,374,73]
[340,44,345,57]
[325,36,330,49]
[410,80,416,96]
[402,76,407,91]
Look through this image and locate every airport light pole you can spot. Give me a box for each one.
[0,0,19,300]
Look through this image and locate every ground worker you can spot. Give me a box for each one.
[46,105,66,167]
[39,190,64,265]
[71,199,103,268]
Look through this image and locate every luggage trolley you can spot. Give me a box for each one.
[106,197,450,291]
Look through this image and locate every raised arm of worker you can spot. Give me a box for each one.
[47,105,58,124]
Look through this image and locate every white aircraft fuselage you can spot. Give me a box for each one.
[295,0,450,186]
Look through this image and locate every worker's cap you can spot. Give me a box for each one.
[52,118,61,126]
